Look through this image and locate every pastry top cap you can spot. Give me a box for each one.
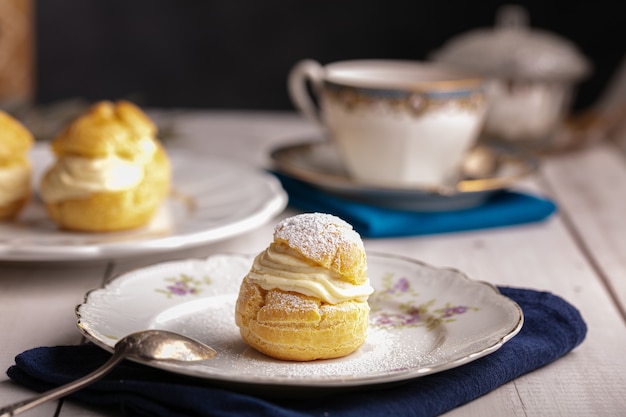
[0,110,34,161]
[51,100,158,158]
[273,212,367,285]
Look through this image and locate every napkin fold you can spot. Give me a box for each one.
[273,173,557,238]
[7,287,586,417]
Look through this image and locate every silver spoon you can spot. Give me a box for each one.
[462,145,500,180]
[0,330,217,416]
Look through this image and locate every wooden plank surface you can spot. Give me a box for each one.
[540,144,626,318]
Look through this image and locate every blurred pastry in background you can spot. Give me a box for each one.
[0,110,33,220]
[39,100,171,232]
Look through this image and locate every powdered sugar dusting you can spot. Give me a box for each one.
[273,213,364,262]
[266,290,318,312]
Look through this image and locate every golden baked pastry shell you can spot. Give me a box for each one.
[0,110,34,161]
[273,213,368,285]
[235,278,370,361]
[51,100,157,159]
[0,194,30,220]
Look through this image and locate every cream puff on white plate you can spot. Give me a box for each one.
[39,100,171,232]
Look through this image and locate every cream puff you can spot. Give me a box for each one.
[235,212,373,361]
[0,111,34,220]
[39,100,171,232]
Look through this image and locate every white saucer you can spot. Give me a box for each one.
[271,140,537,211]
[77,253,523,392]
[0,145,287,261]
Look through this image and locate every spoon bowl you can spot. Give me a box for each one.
[0,330,216,417]
[114,329,216,362]
[462,145,500,179]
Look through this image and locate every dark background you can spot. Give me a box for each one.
[35,0,624,112]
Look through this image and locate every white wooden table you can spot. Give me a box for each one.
[1,111,625,416]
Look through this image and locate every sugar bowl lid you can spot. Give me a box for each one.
[431,5,591,81]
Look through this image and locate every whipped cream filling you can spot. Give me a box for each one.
[40,135,158,203]
[246,245,374,304]
[0,163,30,205]
[40,154,146,203]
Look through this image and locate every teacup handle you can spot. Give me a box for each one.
[288,59,325,128]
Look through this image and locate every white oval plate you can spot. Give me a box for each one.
[77,253,523,389]
[0,146,287,261]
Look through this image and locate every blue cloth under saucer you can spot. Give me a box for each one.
[273,173,557,238]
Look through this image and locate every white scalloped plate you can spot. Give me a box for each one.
[0,146,287,261]
[77,253,523,389]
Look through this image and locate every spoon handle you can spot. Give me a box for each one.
[0,350,126,417]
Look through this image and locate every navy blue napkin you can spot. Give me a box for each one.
[7,287,585,417]
[273,173,557,238]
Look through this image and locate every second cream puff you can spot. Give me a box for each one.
[39,100,171,232]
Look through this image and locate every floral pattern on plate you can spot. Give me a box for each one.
[370,273,480,331]
[155,273,213,298]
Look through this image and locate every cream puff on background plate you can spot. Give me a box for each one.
[39,100,171,232]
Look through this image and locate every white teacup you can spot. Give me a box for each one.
[288,59,488,188]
